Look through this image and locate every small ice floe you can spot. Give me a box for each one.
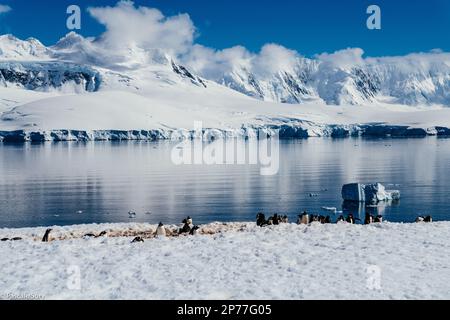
[321,207,337,214]
[128,211,137,219]
[145,211,152,215]
[76,210,83,214]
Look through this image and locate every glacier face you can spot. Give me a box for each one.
[0,62,101,92]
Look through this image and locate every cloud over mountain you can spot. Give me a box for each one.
[0,4,11,14]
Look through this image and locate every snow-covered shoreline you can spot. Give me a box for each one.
[0,123,448,143]
[1,221,449,300]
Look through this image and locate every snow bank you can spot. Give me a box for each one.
[1,221,449,299]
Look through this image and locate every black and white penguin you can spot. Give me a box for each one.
[424,216,433,223]
[131,236,144,243]
[156,222,167,237]
[282,215,289,223]
[324,216,331,224]
[375,215,383,223]
[337,215,345,223]
[128,211,137,219]
[256,213,267,227]
[1,238,9,242]
[179,222,191,234]
[11,237,22,241]
[189,226,200,236]
[297,212,310,225]
[97,231,108,238]
[186,216,193,226]
[310,215,320,223]
[42,228,52,242]
[272,214,281,225]
[365,214,375,225]
[346,214,355,224]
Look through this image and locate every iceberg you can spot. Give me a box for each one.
[342,183,400,203]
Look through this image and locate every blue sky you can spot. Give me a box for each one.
[0,0,449,57]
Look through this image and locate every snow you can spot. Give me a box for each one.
[1,221,449,299]
[2,34,450,140]
[3,85,450,141]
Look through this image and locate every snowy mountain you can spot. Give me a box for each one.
[0,33,208,93]
[1,33,450,107]
[2,33,450,142]
[0,34,52,61]
[185,48,450,107]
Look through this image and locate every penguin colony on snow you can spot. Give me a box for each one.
[0,213,435,243]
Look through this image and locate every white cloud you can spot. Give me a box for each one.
[182,44,252,79]
[0,4,11,14]
[252,44,299,77]
[366,51,450,74]
[316,48,365,69]
[182,43,300,80]
[88,0,195,56]
[85,1,301,76]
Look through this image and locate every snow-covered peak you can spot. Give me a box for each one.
[53,32,87,50]
[0,34,51,61]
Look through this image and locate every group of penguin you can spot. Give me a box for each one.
[0,212,436,243]
[131,216,200,243]
[257,211,434,226]
[256,213,289,227]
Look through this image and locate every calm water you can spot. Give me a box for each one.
[1,138,450,228]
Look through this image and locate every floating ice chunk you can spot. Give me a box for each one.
[342,183,400,203]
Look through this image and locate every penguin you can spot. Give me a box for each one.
[297,212,309,225]
[310,215,320,223]
[256,213,267,227]
[324,216,331,224]
[424,216,433,223]
[272,214,280,225]
[416,216,425,223]
[186,216,193,226]
[42,228,52,242]
[282,215,289,223]
[11,237,22,241]
[97,231,107,237]
[131,237,144,243]
[128,211,137,219]
[179,223,191,234]
[346,214,359,224]
[83,233,96,238]
[189,226,200,236]
[375,215,383,223]
[365,214,375,225]
[337,215,345,223]
[1,238,9,242]
[156,223,167,237]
